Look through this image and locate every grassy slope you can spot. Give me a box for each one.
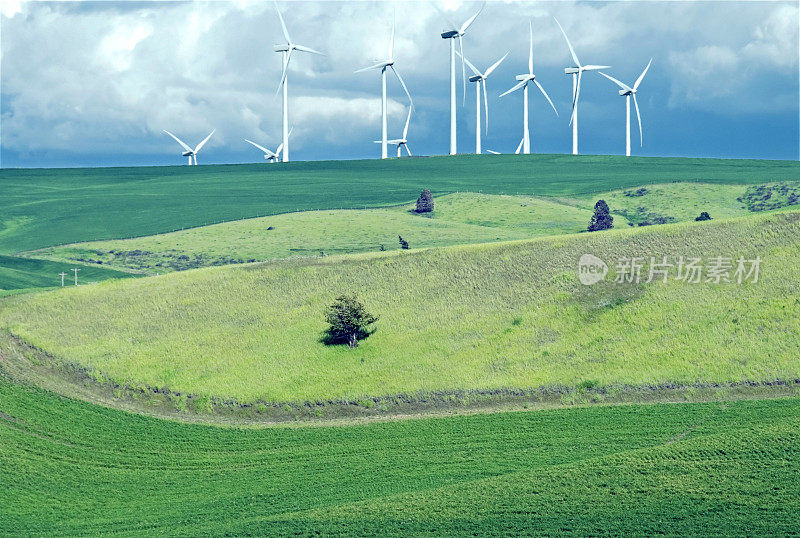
[2,210,798,403]
[3,155,799,254]
[1,376,798,535]
[28,194,594,272]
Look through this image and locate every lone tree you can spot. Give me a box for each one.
[323,294,378,348]
[695,211,712,221]
[398,235,409,249]
[588,200,614,231]
[415,189,434,213]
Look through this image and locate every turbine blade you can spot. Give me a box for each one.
[456,51,481,77]
[276,47,294,94]
[515,138,524,154]
[244,139,271,154]
[486,149,500,154]
[633,93,643,146]
[355,61,388,73]
[499,79,526,98]
[533,79,558,117]
[483,51,508,78]
[288,125,294,138]
[570,69,582,126]
[554,17,580,67]
[194,128,215,153]
[389,11,395,60]
[634,58,652,90]
[163,130,192,152]
[294,44,324,55]
[598,71,631,92]
[276,142,284,155]
[431,2,457,31]
[404,143,412,156]
[528,20,534,74]
[390,65,414,110]
[402,106,412,140]
[582,65,611,71]
[275,2,291,43]
[459,1,485,34]
[459,35,466,104]
[482,78,489,134]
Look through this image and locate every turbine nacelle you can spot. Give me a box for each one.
[273,44,291,52]
[516,74,534,82]
[564,67,581,74]
[440,30,460,39]
[181,151,194,157]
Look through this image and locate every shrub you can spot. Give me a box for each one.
[323,294,378,348]
[398,235,409,249]
[588,200,613,231]
[415,189,434,213]
[695,211,712,221]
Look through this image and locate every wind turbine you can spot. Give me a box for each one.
[599,60,652,157]
[554,17,610,155]
[375,106,413,157]
[244,128,293,163]
[458,51,508,154]
[274,3,323,163]
[436,2,485,155]
[163,129,215,165]
[499,22,558,155]
[356,13,413,159]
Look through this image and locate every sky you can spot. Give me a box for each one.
[1,0,798,168]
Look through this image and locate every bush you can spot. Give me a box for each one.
[588,200,613,231]
[695,211,712,221]
[323,294,378,348]
[398,235,409,249]
[415,189,434,213]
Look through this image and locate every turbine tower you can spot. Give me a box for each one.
[459,51,508,154]
[375,106,413,157]
[163,129,215,165]
[244,128,292,163]
[436,2,484,155]
[499,22,558,155]
[356,13,413,159]
[274,3,323,163]
[599,60,652,157]
[554,17,610,155]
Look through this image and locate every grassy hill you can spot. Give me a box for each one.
[0,254,141,295]
[3,210,798,404]
[1,374,798,534]
[3,155,799,254]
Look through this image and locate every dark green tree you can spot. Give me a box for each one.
[588,200,614,231]
[323,294,378,348]
[415,189,434,213]
[695,211,712,221]
[398,235,409,249]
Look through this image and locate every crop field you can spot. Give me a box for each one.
[1,374,798,535]
[3,210,798,403]
[0,254,141,294]
[2,155,799,254]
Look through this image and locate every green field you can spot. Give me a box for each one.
[3,210,797,403]
[0,254,141,294]
[1,374,798,534]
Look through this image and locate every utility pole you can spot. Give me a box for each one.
[59,272,67,287]
[71,268,80,286]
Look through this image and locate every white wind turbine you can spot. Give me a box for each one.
[375,106,413,157]
[436,2,485,155]
[599,60,652,157]
[356,13,414,159]
[554,17,610,155]
[459,51,508,154]
[499,22,558,155]
[163,129,216,165]
[244,128,293,163]
[274,3,323,163]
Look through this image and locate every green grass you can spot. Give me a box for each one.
[1,375,798,534]
[28,193,594,273]
[3,155,799,255]
[3,210,798,403]
[0,254,141,292]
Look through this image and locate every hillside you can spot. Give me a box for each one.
[2,210,798,405]
[1,374,798,534]
[2,155,799,254]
